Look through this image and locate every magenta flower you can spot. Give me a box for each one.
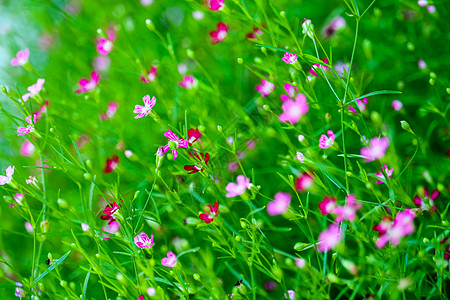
[137,295,144,300]
[163,130,188,159]
[280,83,298,101]
[413,188,440,212]
[103,154,119,173]
[101,101,119,120]
[75,71,100,93]
[101,219,120,240]
[0,166,15,186]
[246,26,264,40]
[296,151,304,163]
[207,0,224,11]
[17,115,36,136]
[309,58,329,77]
[22,78,45,102]
[133,94,156,119]
[255,78,275,97]
[187,128,202,146]
[134,232,155,249]
[81,223,90,231]
[139,65,158,83]
[20,140,35,157]
[440,238,450,260]
[284,290,296,300]
[96,28,116,56]
[334,194,362,223]
[184,152,210,174]
[279,93,309,124]
[295,173,314,192]
[267,192,291,216]
[317,223,343,252]
[348,97,367,113]
[392,100,403,111]
[101,202,120,220]
[11,48,29,66]
[375,165,393,184]
[178,75,196,89]
[210,22,229,44]
[373,209,416,248]
[319,130,335,149]
[161,251,177,267]
[225,175,251,198]
[282,52,298,64]
[199,201,219,223]
[360,137,389,162]
[318,196,337,215]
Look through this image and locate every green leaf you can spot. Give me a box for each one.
[302,54,333,68]
[34,250,71,284]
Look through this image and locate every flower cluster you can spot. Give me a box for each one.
[373,209,416,248]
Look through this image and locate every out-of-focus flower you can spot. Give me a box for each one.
[192,11,204,20]
[418,59,427,70]
[184,152,210,174]
[280,83,298,101]
[321,16,346,39]
[93,56,111,72]
[295,173,314,192]
[267,192,291,216]
[392,100,403,111]
[360,137,389,162]
[178,75,197,89]
[11,49,29,66]
[319,130,335,149]
[17,115,37,136]
[309,58,329,77]
[318,196,337,215]
[207,0,224,11]
[282,52,298,64]
[296,152,304,163]
[101,101,119,120]
[26,176,37,185]
[161,251,177,267]
[256,78,275,97]
[284,290,296,300]
[139,65,157,83]
[225,175,251,198]
[375,165,393,184]
[81,223,90,231]
[96,27,116,56]
[279,94,309,124]
[318,223,342,252]
[22,78,45,102]
[140,0,153,6]
[348,97,368,113]
[75,72,100,93]
[373,209,416,248]
[413,188,440,213]
[199,202,219,223]
[103,155,119,173]
[210,22,229,44]
[295,258,306,268]
[20,140,35,157]
[334,194,362,223]
[246,25,264,40]
[101,219,120,240]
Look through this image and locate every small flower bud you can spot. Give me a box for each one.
[235,235,241,242]
[0,85,7,94]
[400,120,414,134]
[406,42,414,51]
[217,125,223,132]
[429,72,437,79]
[262,104,271,111]
[193,273,201,281]
[145,19,155,31]
[254,57,262,64]
[302,19,314,39]
[446,88,450,94]
[240,220,247,229]
[83,173,92,181]
[260,47,267,55]
[280,11,286,18]
[60,280,68,288]
[186,49,194,58]
[429,78,435,86]
[236,58,244,64]
[57,198,69,209]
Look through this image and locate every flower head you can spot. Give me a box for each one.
[279,94,309,124]
[373,209,416,248]
[178,75,196,89]
[210,22,229,44]
[75,71,100,93]
[96,28,116,55]
[360,137,389,162]
[318,196,337,215]
[187,128,202,146]
[282,52,298,64]
[139,65,158,83]
[207,0,224,11]
[319,130,335,149]
[11,48,29,66]
[280,83,298,101]
[134,95,156,119]
[255,78,275,97]
[322,16,346,39]
[199,202,219,223]
[161,251,177,267]
[295,173,314,192]
[246,25,264,40]
[318,223,343,252]
[392,100,403,111]
[333,194,362,223]
[20,140,36,157]
[134,232,155,249]
[413,188,440,212]
[22,78,45,102]
[163,130,188,159]
[374,165,393,184]
[285,290,296,300]
[101,219,120,240]
[348,97,368,113]
[184,152,210,174]
[101,101,119,120]
[17,115,37,136]
[225,175,251,198]
[296,152,304,163]
[267,192,291,216]
[101,202,120,220]
[103,155,119,173]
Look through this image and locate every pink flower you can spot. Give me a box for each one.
[137,295,144,300]
[280,83,298,101]
[319,130,335,149]
[284,290,296,300]
[334,194,362,223]
[255,78,275,97]
[187,128,201,146]
[134,232,155,249]
[247,139,256,149]
[161,251,177,267]
[318,196,337,215]
[139,65,158,83]
[418,59,427,70]
[93,55,111,71]
[348,97,368,113]
[225,175,251,198]
[360,137,389,162]
[11,48,29,66]
[101,219,120,240]
[75,72,100,93]
[178,75,196,89]
[373,209,416,248]
[81,223,90,231]
[295,258,306,268]
[374,165,393,184]
[163,130,188,159]
[309,58,329,77]
[101,202,120,220]
[392,100,403,111]
[413,188,440,212]
[133,94,156,119]
[246,26,264,40]
[26,176,37,185]
[17,115,36,136]
[296,152,304,163]
[20,140,36,157]
[318,223,343,252]
[279,94,309,124]
[22,78,45,102]
[96,28,116,56]
[147,287,156,296]
[267,192,291,216]
[418,0,427,7]
[13,193,24,206]
[101,101,119,120]
[295,173,314,192]
[210,22,229,44]
[184,152,210,174]
[321,16,346,38]
[207,0,224,11]
[199,201,219,223]
[103,155,119,173]
[282,52,298,64]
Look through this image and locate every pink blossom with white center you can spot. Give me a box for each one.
[163,130,188,159]
[22,78,45,102]
[102,219,120,240]
[375,164,393,184]
[26,176,37,185]
[17,115,37,136]
[140,0,153,6]
[96,28,116,56]
[101,101,119,120]
[161,251,177,267]
[348,97,368,113]
[267,192,291,216]
[309,58,329,77]
[20,140,36,157]
[296,152,304,163]
[228,161,239,172]
[199,202,219,223]
[318,223,343,252]
[413,188,440,212]
[427,5,436,13]
[392,100,403,111]
[75,71,100,93]
[124,150,133,158]
[207,0,224,11]
[418,0,427,6]
[318,196,337,215]
[298,135,305,142]
[319,130,335,149]
[134,95,156,119]
[334,194,362,223]
[81,223,90,231]
[147,287,156,296]
[280,83,298,101]
[282,52,298,64]
[11,48,29,66]
[210,22,229,44]
[360,137,389,162]
[418,59,427,70]
[93,55,111,72]
[255,78,275,97]
[279,93,309,124]
[178,75,196,89]
[225,175,251,198]
[134,232,155,249]
[374,209,416,248]
[25,221,34,232]
[295,258,306,268]
[295,173,314,192]
[284,290,296,299]
[139,65,158,83]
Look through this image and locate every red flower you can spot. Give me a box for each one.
[199,202,219,223]
[101,202,120,221]
[187,128,202,146]
[184,152,210,174]
[103,154,119,173]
